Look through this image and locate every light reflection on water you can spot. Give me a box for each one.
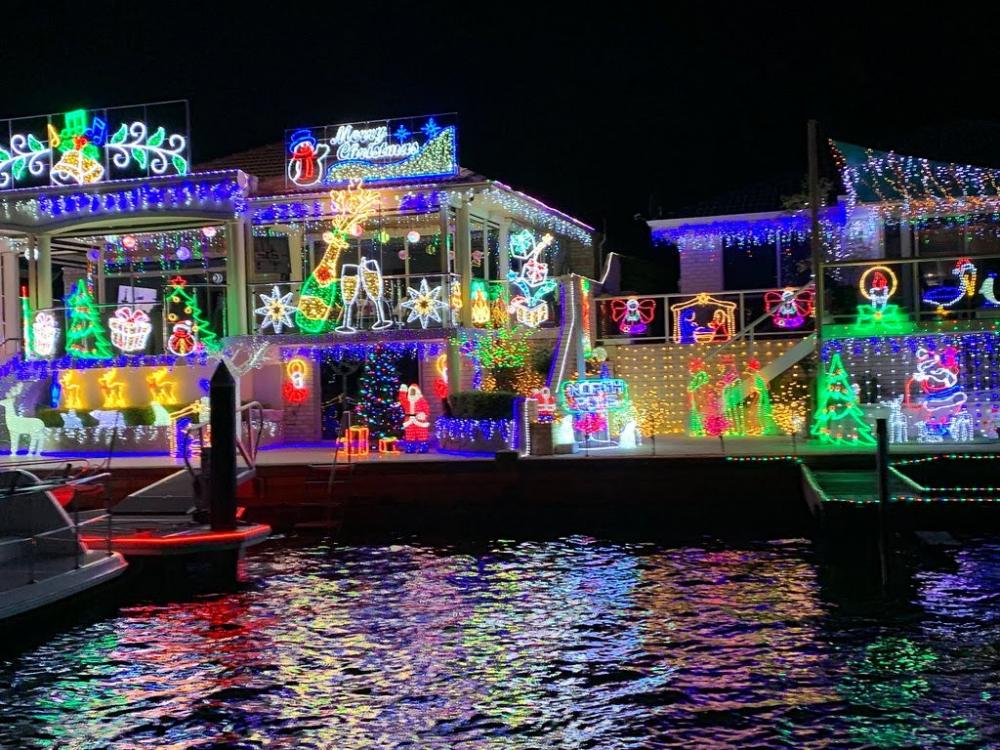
[2,536,1000,749]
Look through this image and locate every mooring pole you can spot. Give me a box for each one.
[210,361,237,532]
[875,416,890,586]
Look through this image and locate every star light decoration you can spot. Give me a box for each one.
[401,278,448,329]
[255,285,297,334]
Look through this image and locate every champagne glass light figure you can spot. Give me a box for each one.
[361,256,393,330]
[337,264,361,333]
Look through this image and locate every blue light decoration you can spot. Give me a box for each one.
[34,175,247,220]
[434,417,514,444]
[921,257,979,313]
[278,339,444,366]
[0,352,210,381]
[284,114,459,189]
[651,203,846,253]
[0,101,190,190]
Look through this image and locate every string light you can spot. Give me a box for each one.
[108,305,152,353]
[670,293,736,345]
[810,352,877,446]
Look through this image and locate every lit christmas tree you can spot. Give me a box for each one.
[810,353,876,446]
[165,276,219,355]
[354,345,405,440]
[65,279,113,359]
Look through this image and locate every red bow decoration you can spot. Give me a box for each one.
[609,297,656,324]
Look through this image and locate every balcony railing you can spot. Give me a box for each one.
[821,253,1000,330]
[246,273,561,336]
[25,284,226,360]
[594,287,816,345]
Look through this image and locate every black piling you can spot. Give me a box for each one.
[209,362,237,532]
[875,417,890,586]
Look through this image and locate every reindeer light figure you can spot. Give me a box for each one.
[1,384,45,455]
[880,395,908,443]
[145,367,176,404]
[98,370,127,409]
[59,371,83,409]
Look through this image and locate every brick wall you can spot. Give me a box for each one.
[281,358,321,442]
[679,238,724,293]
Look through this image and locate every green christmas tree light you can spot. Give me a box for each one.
[810,353,876,446]
[165,276,220,355]
[65,279,113,359]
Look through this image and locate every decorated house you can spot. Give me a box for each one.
[0,104,596,456]
[593,141,1000,446]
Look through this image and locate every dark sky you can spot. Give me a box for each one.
[4,3,1000,256]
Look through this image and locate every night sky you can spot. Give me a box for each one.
[4,4,1000,258]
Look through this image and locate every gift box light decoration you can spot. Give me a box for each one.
[507,229,556,328]
[670,293,736,345]
[31,311,60,357]
[109,305,153,353]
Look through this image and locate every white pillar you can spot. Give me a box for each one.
[497,217,511,282]
[225,220,249,336]
[438,204,450,275]
[36,235,52,310]
[0,238,21,351]
[456,200,472,327]
[288,227,304,283]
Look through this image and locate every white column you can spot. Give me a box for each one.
[497,217,511,282]
[456,200,472,327]
[36,235,52,310]
[225,220,249,336]
[288,227,304,283]
[0,238,21,351]
[438,203,450,275]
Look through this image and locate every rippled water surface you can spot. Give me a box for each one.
[3,536,1000,749]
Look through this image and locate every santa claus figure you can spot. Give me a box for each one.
[530,387,557,422]
[398,383,430,447]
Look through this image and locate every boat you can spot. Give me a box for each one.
[0,467,127,632]
[76,399,271,578]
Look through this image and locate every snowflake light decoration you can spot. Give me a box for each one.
[401,278,448,328]
[255,285,296,334]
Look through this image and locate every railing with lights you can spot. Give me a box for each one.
[247,272,468,336]
[593,286,816,346]
[820,253,1000,336]
[24,283,227,361]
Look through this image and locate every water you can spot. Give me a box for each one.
[2,536,1000,749]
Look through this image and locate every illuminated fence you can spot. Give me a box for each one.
[594,287,816,345]
[25,284,226,360]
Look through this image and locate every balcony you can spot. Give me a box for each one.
[245,274,561,337]
[25,284,226,362]
[594,287,816,346]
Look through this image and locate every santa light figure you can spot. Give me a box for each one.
[398,383,431,452]
[904,345,969,442]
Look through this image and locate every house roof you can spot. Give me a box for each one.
[195,141,486,198]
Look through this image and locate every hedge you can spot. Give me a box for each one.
[448,391,516,420]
